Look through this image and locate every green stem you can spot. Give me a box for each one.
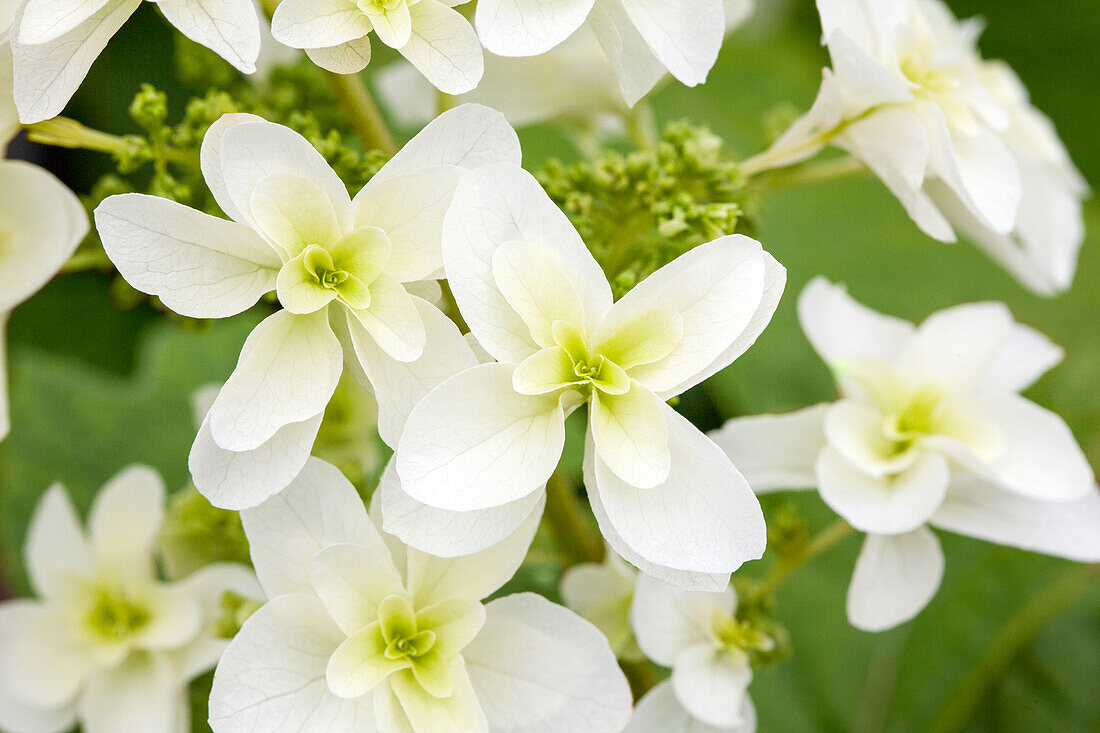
[755,519,854,598]
[25,117,196,166]
[928,564,1100,733]
[544,471,604,568]
[626,101,659,150]
[325,71,399,156]
[762,156,867,189]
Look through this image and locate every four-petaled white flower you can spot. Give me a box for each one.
[627,575,760,731]
[9,0,263,124]
[475,0,750,106]
[209,457,633,733]
[393,161,782,591]
[712,278,1100,631]
[560,549,644,662]
[0,467,259,733]
[96,104,520,510]
[0,158,88,442]
[270,0,483,93]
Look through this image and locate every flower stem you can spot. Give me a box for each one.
[755,519,854,598]
[325,71,399,157]
[544,471,605,568]
[762,156,867,189]
[927,563,1100,733]
[627,102,659,150]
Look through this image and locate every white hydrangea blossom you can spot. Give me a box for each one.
[9,0,264,124]
[628,575,760,730]
[270,0,483,92]
[0,467,259,733]
[712,278,1100,631]
[378,0,755,131]
[393,161,782,591]
[95,105,520,510]
[209,457,633,733]
[475,0,753,106]
[560,549,643,662]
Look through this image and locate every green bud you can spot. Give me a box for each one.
[158,487,251,581]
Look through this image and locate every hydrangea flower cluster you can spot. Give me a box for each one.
[0,0,1094,731]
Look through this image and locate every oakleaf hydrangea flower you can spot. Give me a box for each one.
[0,158,88,441]
[9,0,264,124]
[712,278,1100,631]
[395,161,783,590]
[271,0,483,93]
[209,457,633,733]
[0,467,259,733]
[627,682,756,733]
[628,575,761,730]
[560,550,644,662]
[96,104,520,510]
[475,0,752,106]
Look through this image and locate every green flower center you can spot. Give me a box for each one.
[553,321,630,396]
[303,245,350,290]
[85,585,151,641]
[711,610,774,657]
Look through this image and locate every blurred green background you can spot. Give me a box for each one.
[2,0,1097,731]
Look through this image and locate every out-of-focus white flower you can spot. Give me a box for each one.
[379,0,755,130]
[96,105,520,510]
[394,161,781,591]
[750,0,1088,293]
[10,0,263,124]
[627,680,756,733]
[630,575,763,729]
[712,278,1100,631]
[270,0,482,93]
[209,457,633,733]
[560,549,643,661]
[475,0,752,106]
[0,467,259,733]
[933,60,1090,295]
[0,158,88,441]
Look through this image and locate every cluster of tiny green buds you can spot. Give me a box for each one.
[213,591,264,639]
[158,487,252,581]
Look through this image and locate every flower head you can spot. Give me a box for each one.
[0,467,258,733]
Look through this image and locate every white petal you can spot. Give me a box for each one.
[463,593,633,733]
[709,405,828,493]
[0,606,77,733]
[797,277,914,369]
[590,383,670,489]
[630,574,732,666]
[156,0,262,73]
[378,460,544,558]
[171,563,262,680]
[474,0,594,57]
[398,0,483,95]
[270,0,370,50]
[78,653,183,733]
[305,37,372,74]
[0,161,87,312]
[405,495,545,606]
[825,29,911,110]
[372,103,521,184]
[25,484,92,599]
[932,475,1100,562]
[199,113,267,224]
[442,162,611,363]
[846,527,944,632]
[591,404,767,579]
[671,642,752,728]
[627,680,754,733]
[397,363,566,512]
[587,0,667,106]
[209,594,375,733]
[598,234,767,396]
[190,410,323,511]
[95,194,280,319]
[17,0,111,44]
[88,464,165,578]
[343,297,476,446]
[619,0,723,86]
[345,276,426,363]
[209,310,343,452]
[0,603,93,710]
[387,658,487,733]
[899,302,1014,393]
[817,448,948,535]
[979,322,1064,394]
[310,543,405,635]
[10,0,141,124]
[240,457,382,597]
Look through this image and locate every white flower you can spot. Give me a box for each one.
[711,278,1100,631]
[0,467,259,733]
[627,680,756,733]
[270,0,482,93]
[936,60,1090,296]
[475,0,752,106]
[394,161,782,590]
[378,0,755,130]
[209,457,633,733]
[1,0,18,144]
[560,550,643,661]
[0,158,88,441]
[629,575,760,729]
[9,0,263,124]
[756,1,1024,252]
[96,104,519,510]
